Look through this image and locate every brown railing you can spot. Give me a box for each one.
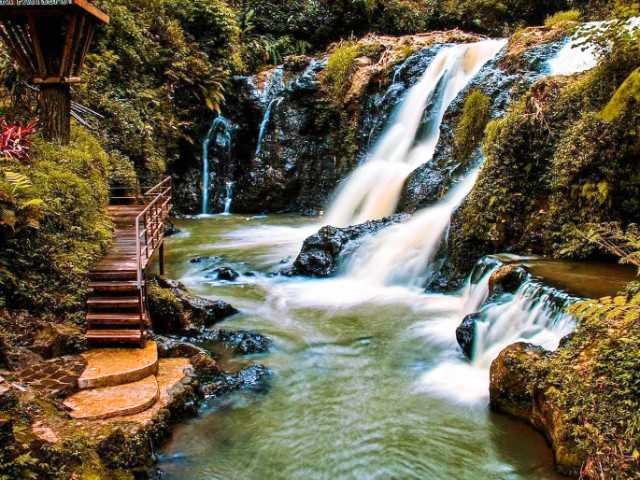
[135,176,172,289]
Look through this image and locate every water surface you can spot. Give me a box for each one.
[158,215,562,480]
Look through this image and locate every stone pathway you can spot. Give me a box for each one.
[63,340,190,421]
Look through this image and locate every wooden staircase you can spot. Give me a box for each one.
[86,178,172,347]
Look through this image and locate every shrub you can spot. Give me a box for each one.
[544,9,581,27]
[0,127,113,314]
[324,41,363,102]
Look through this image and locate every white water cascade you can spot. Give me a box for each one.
[345,168,481,287]
[255,97,282,157]
[471,280,575,368]
[323,39,506,228]
[222,181,235,215]
[201,116,232,215]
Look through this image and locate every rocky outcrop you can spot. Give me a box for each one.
[148,277,239,335]
[286,214,409,277]
[490,342,584,475]
[200,364,272,397]
[199,329,272,355]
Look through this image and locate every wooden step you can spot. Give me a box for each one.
[87,296,139,309]
[87,313,143,327]
[89,271,137,281]
[86,329,144,347]
[89,281,140,293]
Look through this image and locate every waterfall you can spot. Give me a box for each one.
[471,279,575,368]
[344,168,481,287]
[323,39,507,228]
[201,115,232,215]
[255,97,282,157]
[222,181,235,215]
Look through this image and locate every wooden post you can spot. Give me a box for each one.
[39,83,71,144]
[159,241,165,276]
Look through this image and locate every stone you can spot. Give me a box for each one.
[64,375,160,420]
[211,266,240,281]
[456,313,480,359]
[78,341,158,390]
[287,214,409,277]
[201,364,272,397]
[488,264,529,296]
[150,278,239,334]
[31,323,86,359]
[210,329,272,355]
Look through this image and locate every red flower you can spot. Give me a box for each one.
[0,118,38,162]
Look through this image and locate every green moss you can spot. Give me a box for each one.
[599,68,640,122]
[544,9,581,27]
[536,292,640,478]
[324,41,363,103]
[453,90,491,162]
[147,280,184,332]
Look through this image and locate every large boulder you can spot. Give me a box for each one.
[287,214,409,277]
[148,278,239,335]
[30,323,86,359]
[490,342,585,476]
[488,264,529,296]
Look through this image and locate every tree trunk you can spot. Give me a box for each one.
[39,84,71,144]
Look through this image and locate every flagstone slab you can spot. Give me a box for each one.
[78,341,158,389]
[64,375,159,420]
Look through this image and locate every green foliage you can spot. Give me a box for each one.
[324,42,363,103]
[544,9,581,27]
[599,67,640,122]
[0,171,43,234]
[538,291,640,477]
[453,90,491,162]
[77,0,242,184]
[0,127,112,314]
[451,29,640,271]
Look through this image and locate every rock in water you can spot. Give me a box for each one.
[287,214,409,277]
[205,329,272,355]
[211,266,240,281]
[456,313,480,359]
[201,364,272,397]
[148,278,239,335]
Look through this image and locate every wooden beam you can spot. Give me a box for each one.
[0,22,34,73]
[74,19,92,76]
[72,0,109,24]
[69,13,83,74]
[26,15,46,76]
[33,75,81,83]
[58,11,76,77]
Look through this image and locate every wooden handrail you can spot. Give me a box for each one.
[134,176,172,291]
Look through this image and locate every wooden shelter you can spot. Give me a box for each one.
[0,0,108,143]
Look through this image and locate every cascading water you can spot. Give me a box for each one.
[344,168,481,287]
[201,115,232,215]
[255,97,282,157]
[471,280,575,368]
[222,181,235,215]
[324,39,506,228]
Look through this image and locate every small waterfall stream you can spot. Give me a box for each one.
[201,115,232,215]
[255,97,282,157]
[222,181,235,215]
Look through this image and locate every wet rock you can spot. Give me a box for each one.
[211,266,240,282]
[165,221,181,237]
[153,335,220,376]
[288,214,409,277]
[490,342,585,475]
[488,264,529,296]
[200,364,272,397]
[456,313,480,359]
[148,278,239,335]
[205,329,272,355]
[490,342,546,418]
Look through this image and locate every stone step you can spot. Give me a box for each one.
[78,340,158,389]
[89,281,141,293]
[86,312,144,327]
[64,375,159,420]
